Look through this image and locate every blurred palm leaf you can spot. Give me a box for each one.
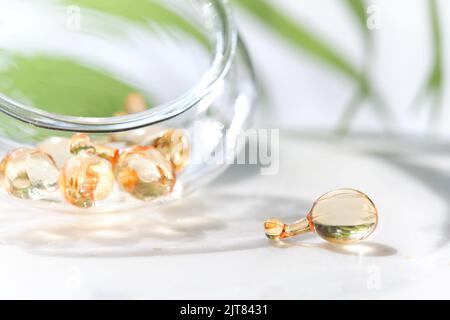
[338,0,383,134]
[0,0,442,134]
[0,54,140,117]
[235,0,362,82]
[412,0,444,126]
[0,0,211,119]
[234,0,390,133]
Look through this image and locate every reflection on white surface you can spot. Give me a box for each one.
[0,132,448,298]
[271,240,397,257]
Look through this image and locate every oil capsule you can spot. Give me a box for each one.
[153,129,190,173]
[264,188,378,244]
[125,92,147,114]
[37,137,71,168]
[69,133,96,155]
[59,154,115,208]
[3,148,59,199]
[115,146,176,201]
[95,145,120,167]
[0,153,8,182]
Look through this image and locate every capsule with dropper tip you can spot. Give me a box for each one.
[264,189,378,244]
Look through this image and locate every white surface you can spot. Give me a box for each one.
[0,131,448,299]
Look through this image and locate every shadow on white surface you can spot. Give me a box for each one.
[0,184,397,258]
[1,133,450,299]
[371,151,450,249]
[0,162,309,257]
[4,133,439,259]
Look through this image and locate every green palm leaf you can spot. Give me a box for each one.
[234,0,391,133]
[234,0,363,83]
[411,0,444,126]
[0,54,141,117]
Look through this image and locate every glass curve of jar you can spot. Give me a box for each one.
[0,0,256,212]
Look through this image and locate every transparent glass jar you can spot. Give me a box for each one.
[0,0,256,212]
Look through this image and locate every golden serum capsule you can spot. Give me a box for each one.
[264,188,378,244]
[154,129,190,173]
[59,154,115,208]
[115,146,176,201]
[3,148,59,199]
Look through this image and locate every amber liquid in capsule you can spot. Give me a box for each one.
[154,129,190,173]
[115,146,176,201]
[37,137,71,169]
[309,189,378,243]
[264,189,378,244]
[3,148,59,199]
[59,154,115,208]
[0,155,7,181]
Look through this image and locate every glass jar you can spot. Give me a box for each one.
[0,0,256,212]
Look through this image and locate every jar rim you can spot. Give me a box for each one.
[0,0,237,133]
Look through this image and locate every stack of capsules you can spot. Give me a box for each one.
[0,93,190,208]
